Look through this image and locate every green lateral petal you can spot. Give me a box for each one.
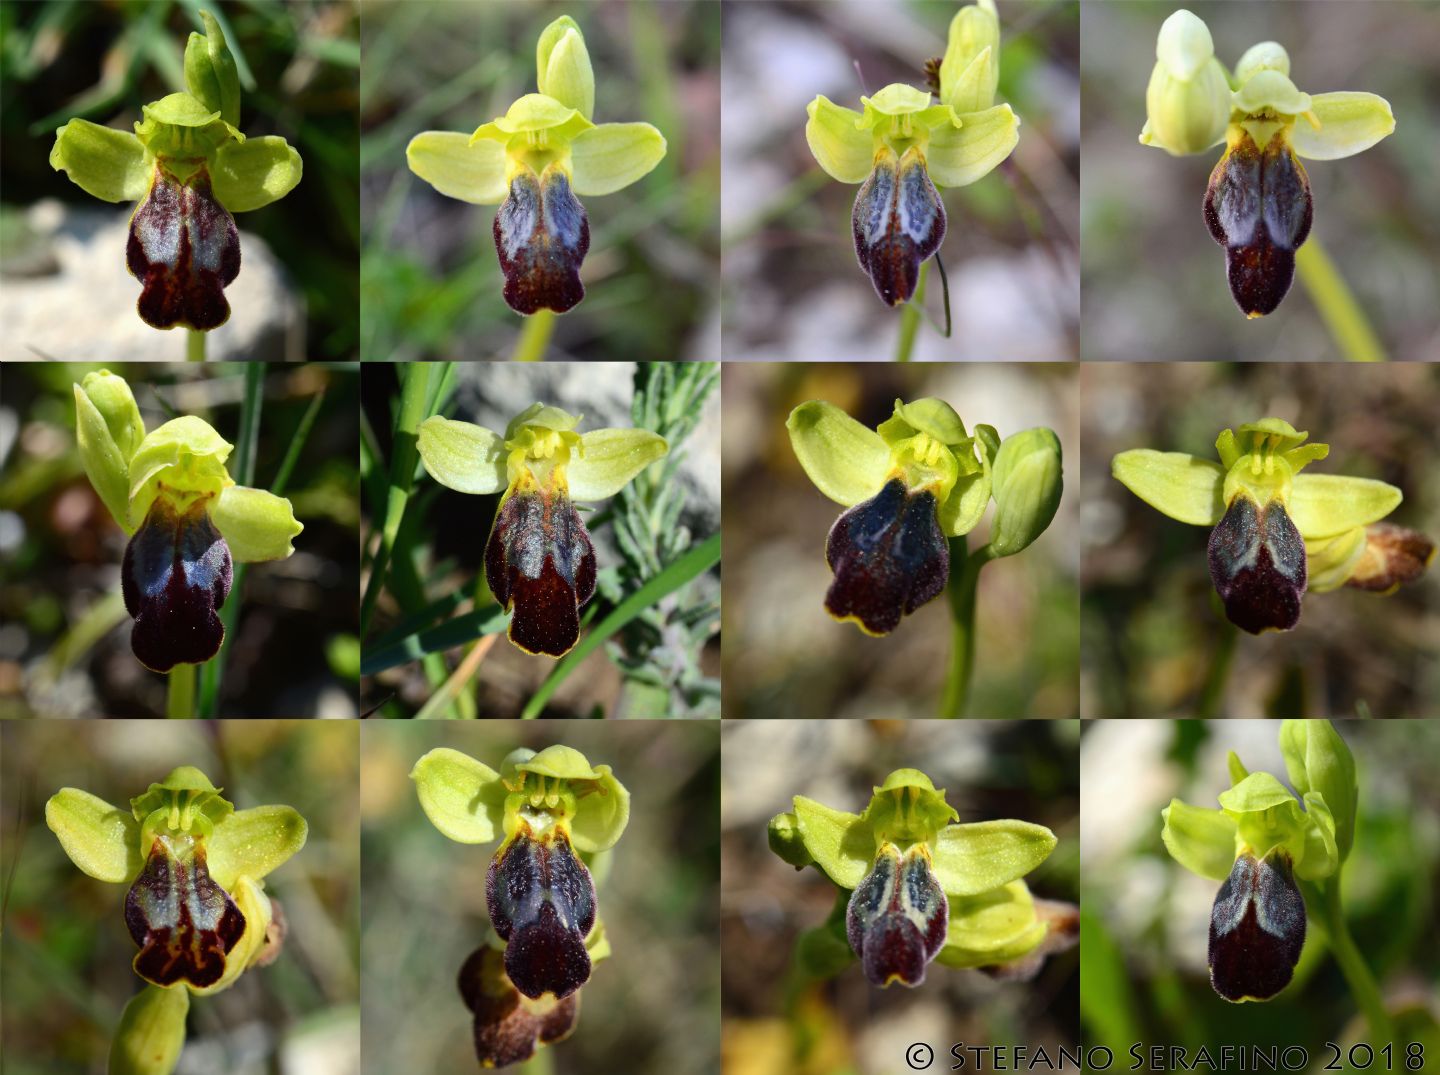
[892,398,967,444]
[1286,473,1401,539]
[936,445,992,537]
[925,103,1019,188]
[411,747,506,845]
[1294,791,1339,881]
[1111,449,1224,526]
[1233,69,1312,117]
[568,122,667,197]
[1218,771,1297,815]
[75,382,140,534]
[804,96,873,184]
[1279,720,1357,862]
[1305,527,1368,593]
[930,819,1056,897]
[1227,750,1250,787]
[1290,92,1396,161]
[786,400,890,507]
[418,415,507,495]
[50,119,151,203]
[1159,799,1236,882]
[937,880,1047,968]
[109,984,190,1075]
[567,428,668,501]
[861,83,933,119]
[206,805,308,890]
[406,130,508,205]
[210,485,302,562]
[791,796,872,890]
[211,136,302,213]
[536,16,595,120]
[46,788,142,883]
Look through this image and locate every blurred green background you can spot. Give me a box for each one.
[0,719,360,1075]
[360,721,720,1074]
[1081,363,1440,719]
[1080,1,1440,363]
[1080,720,1440,1068]
[720,0,1079,362]
[721,362,1079,720]
[0,363,360,718]
[0,0,360,359]
[721,719,1079,1075]
[359,1,720,361]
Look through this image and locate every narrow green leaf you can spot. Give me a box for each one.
[360,605,510,676]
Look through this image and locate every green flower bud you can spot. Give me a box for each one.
[1278,720,1357,862]
[1140,9,1232,156]
[989,427,1063,557]
[109,984,190,1075]
[536,16,595,121]
[74,371,146,532]
[184,11,241,128]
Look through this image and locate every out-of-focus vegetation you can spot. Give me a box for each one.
[0,363,360,718]
[721,719,1079,1075]
[1081,363,1439,719]
[0,0,360,359]
[721,0,1079,362]
[721,362,1078,720]
[360,721,719,1075]
[359,1,720,361]
[1080,720,1440,1065]
[0,719,361,1075]
[1080,0,1440,363]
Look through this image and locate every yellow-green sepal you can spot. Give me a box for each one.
[786,400,891,507]
[184,10,241,127]
[1306,527,1368,593]
[411,747,508,845]
[880,398,969,446]
[210,485,303,562]
[569,122,666,196]
[939,0,999,114]
[859,83,935,122]
[45,787,143,883]
[1160,798,1236,882]
[1234,41,1291,83]
[1286,473,1402,539]
[930,819,1057,897]
[791,795,871,891]
[471,93,593,143]
[925,103,1019,187]
[407,130,509,205]
[1232,69,1312,118]
[75,373,145,533]
[937,879,1047,968]
[1290,92,1395,162]
[536,15,595,121]
[109,984,190,1075]
[205,804,308,891]
[212,136,302,213]
[1112,449,1225,526]
[804,95,872,184]
[507,403,583,436]
[50,119,152,203]
[127,416,234,527]
[568,428,668,501]
[418,416,508,495]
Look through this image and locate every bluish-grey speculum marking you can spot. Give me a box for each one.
[126,164,240,331]
[493,169,591,315]
[851,152,946,306]
[1208,849,1306,1002]
[1204,129,1313,317]
[846,843,949,987]
[1207,493,1306,634]
[485,485,597,656]
[122,497,233,672]
[486,826,597,1000]
[825,478,948,635]
[124,834,245,988]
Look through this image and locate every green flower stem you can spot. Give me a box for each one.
[1295,239,1385,363]
[940,539,994,719]
[166,663,197,719]
[1193,617,1237,720]
[186,329,206,363]
[894,260,930,363]
[1317,877,1394,1042]
[512,309,556,363]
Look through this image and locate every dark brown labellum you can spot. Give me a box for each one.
[825,478,948,635]
[1209,850,1306,1002]
[1207,493,1306,634]
[124,835,246,989]
[126,163,241,331]
[486,825,597,1001]
[1204,128,1313,318]
[845,843,949,987]
[459,945,579,1068]
[852,150,946,306]
[121,497,233,673]
[485,483,597,657]
[493,168,590,315]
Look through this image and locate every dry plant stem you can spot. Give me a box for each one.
[894,260,930,362]
[1295,239,1385,363]
[940,540,993,718]
[513,309,556,362]
[414,634,499,720]
[167,663,197,719]
[186,329,206,362]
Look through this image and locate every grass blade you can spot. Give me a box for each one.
[361,605,510,676]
